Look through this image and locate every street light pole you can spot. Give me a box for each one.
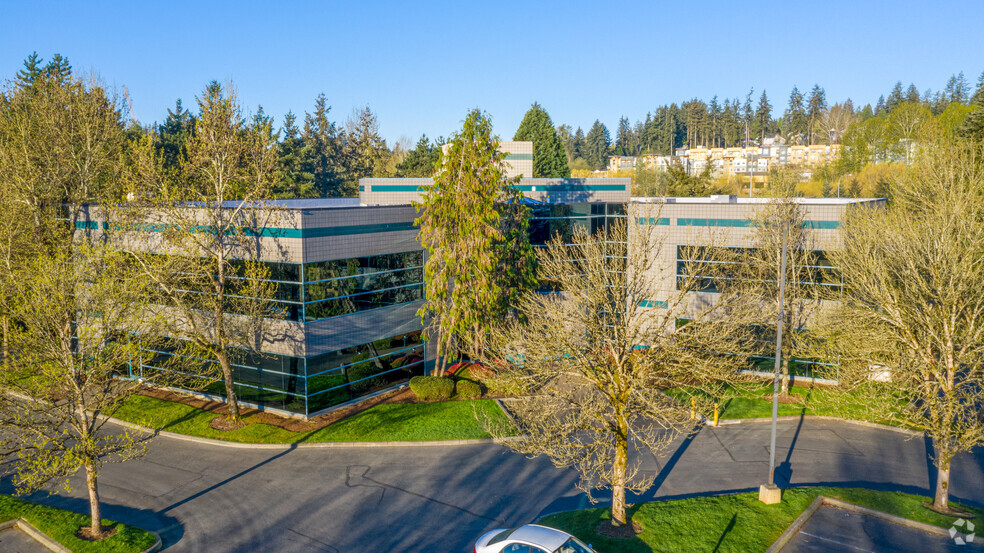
[760,217,789,504]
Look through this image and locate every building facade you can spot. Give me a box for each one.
[91,141,878,418]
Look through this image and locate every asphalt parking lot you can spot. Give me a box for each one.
[780,504,983,553]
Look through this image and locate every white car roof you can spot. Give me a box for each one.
[509,525,571,551]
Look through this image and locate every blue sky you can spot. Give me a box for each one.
[2,1,982,144]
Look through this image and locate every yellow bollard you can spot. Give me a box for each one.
[714,403,720,427]
[691,397,696,420]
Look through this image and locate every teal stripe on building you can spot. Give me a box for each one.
[677,218,754,228]
[634,217,670,226]
[370,183,627,193]
[76,221,416,239]
[504,153,533,160]
[638,300,668,308]
[511,184,626,192]
[675,218,840,229]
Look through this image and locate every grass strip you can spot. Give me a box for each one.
[0,494,156,553]
[113,394,511,444]
[540,487,984,553]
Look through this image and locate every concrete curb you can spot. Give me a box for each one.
[713,414,923,437]
[139,532,163,553]
[766,495,953,552]
[764,496,824,553]
[0,518,72,553]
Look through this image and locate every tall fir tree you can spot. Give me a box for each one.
[886,82,905,113]
[753,91,773,141]
[584,120,611,170]
[512,103,570,177]
[302,94,347,197]
[396,134,441,177]
[806,84,828,144]
[905,83,920,104]
[414,109,536,373]
[157,98,195,174]
[276,111,314,197]
[614,116,632,156]
[784,86,807,142]
[345,105,388,191]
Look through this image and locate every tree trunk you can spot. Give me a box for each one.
[1,315,7,365]
[611,424,629,526]
[933,459,951,512]
[85,461,104,538]
[217,351,240,420]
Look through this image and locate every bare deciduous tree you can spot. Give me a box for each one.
[481,218,749,528]
[123,81,283,423]
[816,139,984,513]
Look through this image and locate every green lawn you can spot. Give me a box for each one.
[0,494,156,553]
[112,394,512,444]
[540,487,984,553]
[669,382,895,424]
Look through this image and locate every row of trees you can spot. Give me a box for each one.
[0,55,285,538]
[555,71,983,171]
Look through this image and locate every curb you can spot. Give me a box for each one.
[712,414,923,437]
[766,495,954,552]
[0,518,72,553]
[764,496,823,553]
[139,532,163,553]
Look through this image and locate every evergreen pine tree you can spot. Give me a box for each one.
[396,134,440,177]
[14,52,44,89]
[807,84,828,144]
[302,94,347,197]
[784,86,807,142]
[158,98,195,174]
[512,103,570,177]
[276,111,315,197]
[44,54,72,84]
[753,91,773,141]
[886,82,905,113]
[584,120,611,170]
[905,84,920,104]
[613,116,631,156]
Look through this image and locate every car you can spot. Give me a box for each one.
[474,524,596,553]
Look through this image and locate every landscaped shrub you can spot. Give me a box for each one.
[409,375,454,401]
[454,379,483,399]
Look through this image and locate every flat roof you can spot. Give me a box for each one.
[631,196,884,205]
[219,198,363,209]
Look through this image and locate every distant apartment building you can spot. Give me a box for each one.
[609,142,842,179]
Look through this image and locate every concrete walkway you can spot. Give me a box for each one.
[3,418,983,553]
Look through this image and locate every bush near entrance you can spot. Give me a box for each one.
[409,376,455,400]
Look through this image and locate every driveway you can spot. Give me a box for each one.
[3,418,983,552]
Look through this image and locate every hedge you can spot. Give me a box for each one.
[409,376,454,401]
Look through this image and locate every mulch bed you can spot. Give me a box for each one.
[137,386,419,433]
[595,519,643,538]
[764,393,806,404]
[76,525,118,541]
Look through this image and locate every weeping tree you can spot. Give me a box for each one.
[481,219,752,528]
[414,109,536,375]
[123,81,283,423]
[815,138,984,514]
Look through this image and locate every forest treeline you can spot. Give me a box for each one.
[6,53,983,198]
